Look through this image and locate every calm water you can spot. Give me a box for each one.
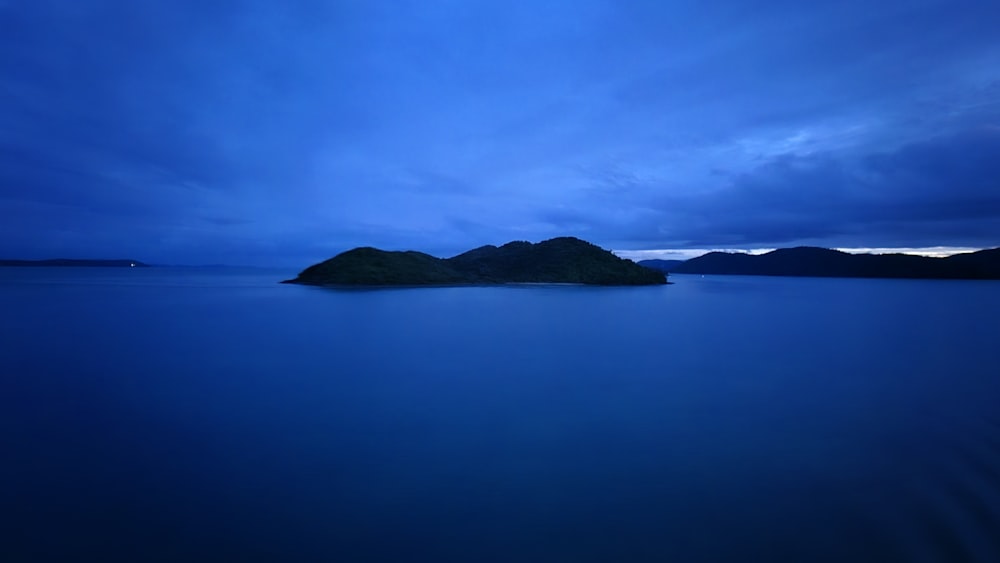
[2,268,999,562]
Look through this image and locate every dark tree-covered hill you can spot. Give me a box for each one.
[285,237,667,286]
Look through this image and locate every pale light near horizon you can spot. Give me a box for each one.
[615,246,983,262]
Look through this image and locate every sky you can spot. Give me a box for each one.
[2,0,999,266]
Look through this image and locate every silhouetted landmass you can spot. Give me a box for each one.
[285,237,668,286]
[289,248,471,286]
[942,248,1000,278]
[672,247,1000,279]
[637,259,685,273]
[0,259,149,267]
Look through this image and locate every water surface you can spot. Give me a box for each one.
[2,268,999,562]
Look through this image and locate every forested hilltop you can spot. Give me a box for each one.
[284,237,667,286]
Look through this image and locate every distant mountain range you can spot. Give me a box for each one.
[0,259,149,267]
[650,247,1000,280]
[9,246,998,281]
[285,237,667,286]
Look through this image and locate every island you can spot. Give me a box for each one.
[0,259,150,267]
[670,246,1000,279]
[283,237,668,286]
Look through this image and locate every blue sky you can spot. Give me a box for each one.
[2,0,999,265]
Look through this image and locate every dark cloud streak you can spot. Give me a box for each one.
[641,128,1000,248]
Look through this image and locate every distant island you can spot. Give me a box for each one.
[0,259,149,268]
[665,247,1000,280]
[284,237,668,286]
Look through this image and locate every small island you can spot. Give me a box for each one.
[284,237,667,287]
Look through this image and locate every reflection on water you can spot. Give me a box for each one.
[1,269,999,562]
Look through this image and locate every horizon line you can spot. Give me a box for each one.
[614,246,985,262]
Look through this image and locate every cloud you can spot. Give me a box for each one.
[2,1,1000,263]
[619,127,1000,249]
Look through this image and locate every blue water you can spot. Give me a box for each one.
[2,268,999,562]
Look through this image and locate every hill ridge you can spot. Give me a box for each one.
[672,246,1000,279]
[285,237,667,286]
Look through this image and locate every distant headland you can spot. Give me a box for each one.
[641,246,1000,280]
[284,237,668,287]
[0,259,150,268]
